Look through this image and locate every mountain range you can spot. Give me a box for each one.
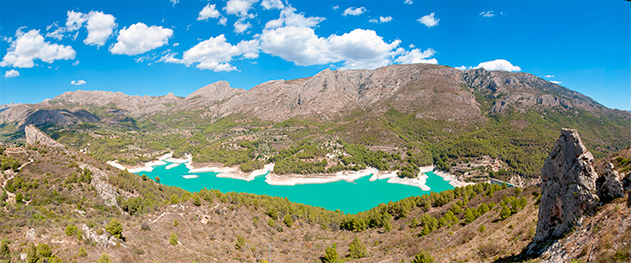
[1,63,629,183]
[2,64,629,126]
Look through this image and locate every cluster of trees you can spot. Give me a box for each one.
[4,175,38,200]
[274,158,328,175]
[498,194,528,220]
[195,141,259,166]
[24,243,62,263]
[341,142,399,171]
[0,155,21,171]
[322,237,367,262]
[64,168,93,185]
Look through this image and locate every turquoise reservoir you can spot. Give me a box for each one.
[136,162,454,214]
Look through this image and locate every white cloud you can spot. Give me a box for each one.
[333,5,339,10]
[72,60,80,66]
[261,0,284,10]
[409,44,415,48]
[4,69,19,78]
[394,48,438,65]
[480,10,495,17]
[45,10,87,40]
[224,0,258,18]
[264,6,325,29]
[369,16,393,23]
[550,80,562,84]
[71,79,86,85]
[455,65,468,71]
[259,8,421,70]
[84,11,117,46]
[342,7,367,16]
[110,23,173,55]
[43,10,116,45]
[170,0,179,6]
[66,11,88,31]
[234,19,252,34]
[418,12,439,27]
[198,4,221,21]
[46,28,65,40]
[160,34,259,72]
[545,74,554,78]
[0,29,76,68]
[219,17,228,26]
[46,22,57,31]
[404,0,413,4]
[475,59,521,72]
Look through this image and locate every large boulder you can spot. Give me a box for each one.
[596,162,625,202]
[534,129,599,242]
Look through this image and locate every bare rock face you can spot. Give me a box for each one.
[622,172,631,204]
[534,129,599,242]
[25,125,65,148]
[596,162,625,202]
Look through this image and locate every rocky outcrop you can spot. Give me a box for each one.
[623,172,631,204]
[25,125,65,148]
[596,162,625,202]
[81,224,116,248]
[78,163,137,207]
[534,129,599,243]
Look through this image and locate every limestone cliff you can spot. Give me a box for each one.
[25,124,65,148]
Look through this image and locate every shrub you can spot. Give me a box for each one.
[283,214,293,228]
[78,247,87,257]
[348,237,366,259]
[105,218,123,239]
[173,219,179,226]
[65,224,78,236]
[0,240,10,260]
[613,249,630,261]
[323,243,339,263]
[36,243,51,258]
[235,235,245,251]
[169,233,178,246]
[97,253,112,263]
[412,249,434,263]
[25,243,37,263]
[141,222,150,231]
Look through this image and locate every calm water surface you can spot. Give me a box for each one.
[136,162,454,214]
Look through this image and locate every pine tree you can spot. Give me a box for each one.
[348,237,366,259]
[105,218,123,239]
[323,243,339,263]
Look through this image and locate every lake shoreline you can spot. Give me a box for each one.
[106,153,470,190]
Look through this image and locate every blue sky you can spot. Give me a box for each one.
[0,0,629,110]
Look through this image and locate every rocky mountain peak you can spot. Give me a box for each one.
[186,81,241,100]
[534,128,599,242]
